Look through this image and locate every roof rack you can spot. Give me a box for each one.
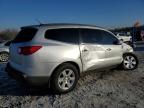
[21,23,104,29]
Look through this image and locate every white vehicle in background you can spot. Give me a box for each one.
[116,32,132,46]
[116,32,131,42]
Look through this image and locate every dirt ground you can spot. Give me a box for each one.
[0,53,144,108]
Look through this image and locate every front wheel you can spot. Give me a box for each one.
[122,53,138,70]
[51,63,79,93]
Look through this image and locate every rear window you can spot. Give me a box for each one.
[12,28,37,43]
[45,28,79,44]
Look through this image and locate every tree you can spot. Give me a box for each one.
[0,29,18,41]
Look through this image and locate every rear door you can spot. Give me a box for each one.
[42,28,80,63]
[79,28,106,71]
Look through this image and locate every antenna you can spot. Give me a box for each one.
[35,19,43,25]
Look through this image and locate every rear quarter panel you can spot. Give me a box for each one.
[37,40,82,70]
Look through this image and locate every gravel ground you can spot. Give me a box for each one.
[0,54,144,108]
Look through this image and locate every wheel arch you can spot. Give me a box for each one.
[50,61,80,79]
[123,52,138,58]
[0,51,9,54]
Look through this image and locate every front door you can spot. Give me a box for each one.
[99,30,123,66]
[79,28,123,72]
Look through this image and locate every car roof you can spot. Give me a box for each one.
[21,23,106,30]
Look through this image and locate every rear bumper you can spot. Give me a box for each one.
[5,63,50,87]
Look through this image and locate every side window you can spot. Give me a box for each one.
[45,28,79,44]
[100,31,118,44]
[80,29,119,45]
[80,29,103,44]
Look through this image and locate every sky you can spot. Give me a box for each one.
[0,0,144,30]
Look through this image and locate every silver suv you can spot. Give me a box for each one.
[6,23,138,93]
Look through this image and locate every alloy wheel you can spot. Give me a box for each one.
[123,55,137,69]
[58,69,75,90]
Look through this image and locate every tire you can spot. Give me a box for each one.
[51,63,79,93]
[122,53,138,70]
[0,52,9,63]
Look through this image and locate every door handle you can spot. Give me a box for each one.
[106,48,112,51]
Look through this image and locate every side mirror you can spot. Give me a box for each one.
[119,39,124,42]
[113,40,122,45]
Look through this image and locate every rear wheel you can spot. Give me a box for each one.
[51,63,79,93]
[122,53,138,70]
[0,52,9,63]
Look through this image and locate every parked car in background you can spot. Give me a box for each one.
[0,41,11,62]
[116,32,131,42]
[116,32,132,45]
[6,23,138,93]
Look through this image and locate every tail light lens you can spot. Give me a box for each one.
[18,46,42,55]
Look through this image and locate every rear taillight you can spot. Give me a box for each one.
[18,46,42,55]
